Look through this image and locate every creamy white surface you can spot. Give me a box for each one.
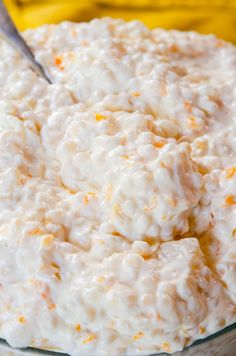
[0,18,236,355]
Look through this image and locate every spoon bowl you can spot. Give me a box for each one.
[0,0,51,83]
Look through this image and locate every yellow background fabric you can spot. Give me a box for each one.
[4,0,236,43]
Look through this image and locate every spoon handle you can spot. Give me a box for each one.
[0,0,51,83]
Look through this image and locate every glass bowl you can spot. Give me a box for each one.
[0,322,236,356]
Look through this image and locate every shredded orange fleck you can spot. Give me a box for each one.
[54,55,64,70]
[226,167,236,179]
[219,319,226,327]
[120,136,126,145]
[14,114,27,122]
[160,160,168,168]
[216,39,225,48]
[133,332,144,341]
[87,192,96,197]
[18,315,26,324]
[48,302,56,310]
[41,289,56,310]
[195,140,207,150]
[156,313,162,321]
[161,342,171,352]
[42,234,55,246]
[28,228,45,237]
[54,272,61,281]
[19,178,26,185]
[131,91,141,97]
[154,141,166,148]
[168,198,176,207]
[83,195,89,204]
[143,236,157,247]
[184,337,190,347]
[188,116,199,129]
[112,231,122,237]
[233,228,236,237]
[55,56,62,66]
[83,192,95,205]
[82,334,96,344]
[184,100,192,113]
[112,204,122,216]
[51,262,60,269]
[67,187,77,195]
[169,44,178,52]
[35,122,42,132]
[192,263,199,271]
[59,180,77,194]
[75,324,81,332]
[95,113,107,121]
[225,195,236,206]
[199,326,206,334]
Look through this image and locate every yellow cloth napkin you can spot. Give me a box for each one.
[4,0,236,43]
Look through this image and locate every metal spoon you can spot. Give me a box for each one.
[0,0,51,83]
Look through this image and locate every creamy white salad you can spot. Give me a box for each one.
[0,17,236,356]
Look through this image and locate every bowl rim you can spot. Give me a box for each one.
[0,321,236,355]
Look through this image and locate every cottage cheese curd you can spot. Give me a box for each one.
[0,18,236,356]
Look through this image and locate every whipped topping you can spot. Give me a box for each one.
[0,18,236,355]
